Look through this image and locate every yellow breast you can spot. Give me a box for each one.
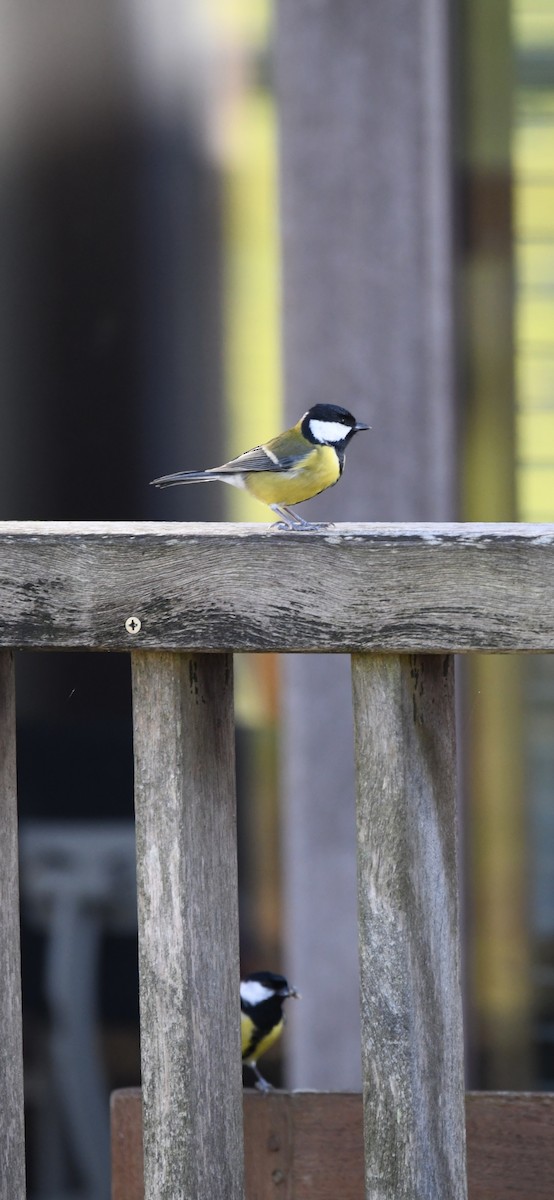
[244,445,341,506]
[241,1011,284,1064]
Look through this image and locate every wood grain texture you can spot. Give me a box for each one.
[131,652,244,1200]
[465,1092,554,1200]
[275,0,456,1092]
[0,522,553,651]
[0,651,26,1200]
[111,1090,554,1200]
[352,654,466,1200]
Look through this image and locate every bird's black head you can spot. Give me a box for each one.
[240,971,300,1015]
[301,403,370,447]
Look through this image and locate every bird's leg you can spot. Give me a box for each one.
[249,1061,273,1093]
[269,504,303,529]
[269,504,331,531]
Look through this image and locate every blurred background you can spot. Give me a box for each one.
[1,0,554,1196]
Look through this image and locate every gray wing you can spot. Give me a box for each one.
[151,443,307,488]
[214,444,302,474]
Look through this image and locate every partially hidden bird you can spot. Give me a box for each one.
[240,970,301,1091]
[151,403,369,529]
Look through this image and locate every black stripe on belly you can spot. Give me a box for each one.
[243,1023,265,1061]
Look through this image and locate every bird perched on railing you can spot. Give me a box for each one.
[240,971,301,1091]
[151,403,369,530]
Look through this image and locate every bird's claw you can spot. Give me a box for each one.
[255,1077,274,1094]
[270,520,333,532]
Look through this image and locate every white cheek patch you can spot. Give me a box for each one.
[309,419,349,444]
[240,980,276,1005]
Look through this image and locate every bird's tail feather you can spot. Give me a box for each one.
[151,470,218,488]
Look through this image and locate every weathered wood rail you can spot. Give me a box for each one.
[1,521,553,1200]
[1,521,554,651]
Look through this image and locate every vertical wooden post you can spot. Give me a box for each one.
[277,0,456,1088]
[0,651,26,1200]
[132,652,244,1200]
[352,654,467,1200]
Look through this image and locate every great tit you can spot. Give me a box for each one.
[240,970,301,1091]
[151,403,369,529]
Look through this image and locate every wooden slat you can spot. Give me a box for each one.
[111,1090,554,1200]
[352,654,466,1199]
[131,652,244,1200]
[0,651,26,1200]
[465,1092,554,1200]
[112,1090,145,1200]
[0,522,553,652]
[243,1091,293,1199]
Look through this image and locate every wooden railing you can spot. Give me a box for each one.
[2,521,554,1200]
[110,1089,554,1200]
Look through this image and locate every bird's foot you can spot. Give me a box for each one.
[270,519,333,532]
[269,504,333,531]
[255,1077,274,1094]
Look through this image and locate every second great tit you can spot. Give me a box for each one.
[151,403,369,529]
[240,970,301,1091]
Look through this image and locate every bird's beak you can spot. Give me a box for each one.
[354,421,371,432]
[286,985,301,1000]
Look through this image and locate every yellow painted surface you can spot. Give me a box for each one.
[514,123,554,170]
[462,0,534,1089]
[204,0,281,522]
[515,183,554,237]
[222,89,281,522]
[516,296,554,344]
[516,242,554,290]
[512,3,554,47]
[516,466,554,520]
[512,7,554,523]
[517,410,554,460]
[470,656,531,1019]
[212,0,282,731]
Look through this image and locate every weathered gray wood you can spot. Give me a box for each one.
[131,652,244,1200]
[276,0,455,528]
[0,522,554,651]
[352,654,466,1200]
[276,0,456,1089]
[0,651,26,1200]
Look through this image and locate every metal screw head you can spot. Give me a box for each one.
[125,616,142,634]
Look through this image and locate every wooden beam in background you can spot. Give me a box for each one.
[276,0,456,1089]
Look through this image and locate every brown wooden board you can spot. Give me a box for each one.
[111,1090,554,1200]
[1,522,554,652]
[111,1090,144,1200]
[465,1092,554,1200]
